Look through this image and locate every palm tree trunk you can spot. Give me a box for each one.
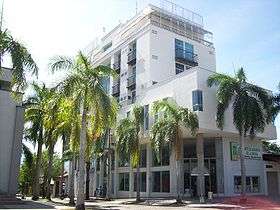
[175,127,183,203]
[76,105,87,210]
[68,156,75,206]
[32,129,43,200]
[240,129,246,199]
[59,134,67,198]
[106,151,112,200]
[46,142,55,200]
[85,161,90,200]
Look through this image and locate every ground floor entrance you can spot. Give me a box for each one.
[267,171,279,197]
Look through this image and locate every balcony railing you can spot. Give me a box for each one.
[112,80,120,97]
[127,74,136,89]
[127,94,136,105]
[175,48,198,66]
[127,50,136,65]
[113,62,121,73]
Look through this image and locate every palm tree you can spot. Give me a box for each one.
[116,106,144,202]
[44,89,62,200]
[24,83,50,200]
[207,68,273,199]
[50,52,118,210]
[150,99,198,203]
[0,29,38,92]
[272,82,280,120]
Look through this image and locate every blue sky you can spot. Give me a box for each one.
[3,0,280,147]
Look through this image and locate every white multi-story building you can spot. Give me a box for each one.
[82,2,277,198]
[0,67,24,197]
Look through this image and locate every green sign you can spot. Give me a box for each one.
[230,142,262,161]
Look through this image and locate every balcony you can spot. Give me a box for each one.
[127,94,136,105]
[175,49,198,66]
[127,50,136,65]
[127,74,136,89]
[112,80,120,97]
[113,61,121,73]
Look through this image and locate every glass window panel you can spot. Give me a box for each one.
[252,177,260,193]
[162,145,170,166]
[141,172,146,192]
[140,146,147,168]
[124,173,130,191]
[152,172,160,192]
[144,105,149,130]
[175,63,184,74]
[162,171,170,192]
[192,90,203,111]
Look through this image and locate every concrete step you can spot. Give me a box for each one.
[0,194,24,205]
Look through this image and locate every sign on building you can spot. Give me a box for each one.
[230,142,262,161]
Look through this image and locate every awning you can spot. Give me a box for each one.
[191,166,210,176]
[263,153,280,162]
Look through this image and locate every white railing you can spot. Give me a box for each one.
[137,0,203,27]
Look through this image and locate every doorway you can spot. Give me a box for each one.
[267,172,279,197]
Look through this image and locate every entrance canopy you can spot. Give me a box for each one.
[263,153,280,162]
[191,166,209,176]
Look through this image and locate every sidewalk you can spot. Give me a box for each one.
[1,196,280,209]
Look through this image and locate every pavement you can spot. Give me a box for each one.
[1,196,280,210]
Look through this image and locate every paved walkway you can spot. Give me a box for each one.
[1,196,280,209]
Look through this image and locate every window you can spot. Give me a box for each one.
[133,172,146,192]
[144,105,149,131]
[96,158,100,171]
[140,145,147,168]
[103,41,112,52]
[119,173,129,191]
[234,176,260,193]
[152,171,170,192]
[118,152,129,167]
[131,90,136,103]
[111,150,115,170]
[175,39,194,61]
[152,145,170,166]
[175,63,184,74]
[192,90,203,111]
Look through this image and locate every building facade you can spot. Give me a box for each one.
[0,67,24,196]
[78,2,277,198]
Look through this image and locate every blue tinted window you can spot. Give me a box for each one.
[192,90,203,111]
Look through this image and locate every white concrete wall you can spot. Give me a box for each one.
[0,89,24,195]
[222,137,266,196]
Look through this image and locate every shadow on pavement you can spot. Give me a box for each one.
[0,200,55,209]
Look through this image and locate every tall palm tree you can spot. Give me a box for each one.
[272,82,280,120]
[50,52,118,210]
[44,89,61,200]
[116,106,144,202]
[0,29,38,92]
[24,83,50,200]
[150,99,198,203]
[207,68,273,199]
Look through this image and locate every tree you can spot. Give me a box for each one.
[116,106,144,202]
[150,99,198,203]
[24,83,50,200]
[207,68,272,199]
[263,141,280,155]
[272,82,280,120]
[44,89,61,200]
[50,52,118,210]
[0,29,38,92]
[19,143,34,198]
